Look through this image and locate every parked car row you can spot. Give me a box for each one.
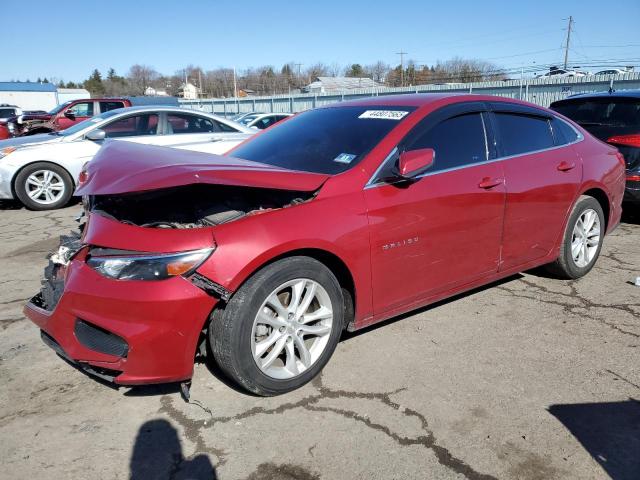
[21,92,627,396]
[0,106,255,209]
[535,67,634,78]
[1,96,180,138]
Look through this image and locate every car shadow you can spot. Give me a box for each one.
[0,199,23,210]
[130,418,217,479]
[621,208,640,225]
[341,273,524,342]
[548,399,640,480]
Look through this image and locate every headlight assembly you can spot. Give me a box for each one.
[86,248,213,281]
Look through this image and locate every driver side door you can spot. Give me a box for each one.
[364,103,506,317]
[57,101,95,130]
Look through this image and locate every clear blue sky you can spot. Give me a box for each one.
[2,0,639,82]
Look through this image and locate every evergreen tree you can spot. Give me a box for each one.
[83,69,105,95]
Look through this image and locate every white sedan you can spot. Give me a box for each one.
[0,106,254,210]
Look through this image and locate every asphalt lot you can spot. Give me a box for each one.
[0,201,638,480]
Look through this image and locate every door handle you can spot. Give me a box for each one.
[478,177,504,189]
[557,161,576,172]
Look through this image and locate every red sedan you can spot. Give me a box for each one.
[25,94,625,395]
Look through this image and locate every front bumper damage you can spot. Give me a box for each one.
[24,227,221,385]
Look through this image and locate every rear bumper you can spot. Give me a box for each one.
[24,259,217,385]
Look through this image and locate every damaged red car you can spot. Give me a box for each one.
[24,94,625,396]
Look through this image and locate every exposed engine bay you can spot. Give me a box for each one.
[85,184,314,229]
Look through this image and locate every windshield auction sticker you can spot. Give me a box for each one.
[358,110,409,120]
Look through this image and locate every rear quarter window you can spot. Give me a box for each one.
[551,117,579,145]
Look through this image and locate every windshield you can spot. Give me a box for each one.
[231,106,417,174]
[48,101,73,115]
[57,109,124,136]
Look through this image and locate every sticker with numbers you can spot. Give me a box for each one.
[358,110,409,120]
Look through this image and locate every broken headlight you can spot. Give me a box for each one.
[87,248,213,281]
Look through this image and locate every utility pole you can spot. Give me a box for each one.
[232,67,237,98]
[294,63,303,87]
[396,51,407,87]
[563,16,573,70]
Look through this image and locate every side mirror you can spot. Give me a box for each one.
[85,129,106,141]
[64,110,76,119]
[397,148,435,179]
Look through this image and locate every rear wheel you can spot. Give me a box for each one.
[209,256,344,396]
[546,195,605,279]
[14,162,74,211]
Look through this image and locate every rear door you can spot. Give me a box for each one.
[365,103,505,315]
[489,104,582,270]
[161,112,251,154]
[98,101,126,114]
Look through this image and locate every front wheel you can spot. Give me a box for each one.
[209,256,344,396]
[546,195,605,279]
[14,162,74,211]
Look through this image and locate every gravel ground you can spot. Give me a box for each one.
[0,201,638,480]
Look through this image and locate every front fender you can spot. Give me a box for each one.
[195,191,374,322]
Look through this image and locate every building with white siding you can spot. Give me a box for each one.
[0,82,90,110]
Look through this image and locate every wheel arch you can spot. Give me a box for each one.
[11,160,76,197]
[579,186,611,232]
[225,247,357,328]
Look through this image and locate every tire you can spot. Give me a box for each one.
[209,256,344,396]
[14,162,74,211]
[546,195,605,279]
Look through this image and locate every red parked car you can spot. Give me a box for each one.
[25,94,625,395]
[5,97,179,136]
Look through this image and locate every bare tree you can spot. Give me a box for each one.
[127,64,159,95]
[366,61,390,83]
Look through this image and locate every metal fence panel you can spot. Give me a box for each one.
[179,73,640,116]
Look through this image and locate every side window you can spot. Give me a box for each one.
[167,114,216,134]
[68,102,94,117]
[256,117,276,129]
[215,120,238,133]
[102,114,159,138]
[551,117,579,145]
[494,113,554,156]
[100,101,125,113]
[405,113,488,172]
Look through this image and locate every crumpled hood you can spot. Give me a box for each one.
[75,140,330,196]
[0,133,62,149]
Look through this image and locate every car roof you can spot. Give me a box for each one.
[556,89,640,101]
[330,93,547,110]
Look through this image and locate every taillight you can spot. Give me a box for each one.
[627,175,640,182]
[607,134,640,148]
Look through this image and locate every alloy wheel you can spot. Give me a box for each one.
[251,278,334,380]
[571,208,600,268]
[25,170,66,205]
